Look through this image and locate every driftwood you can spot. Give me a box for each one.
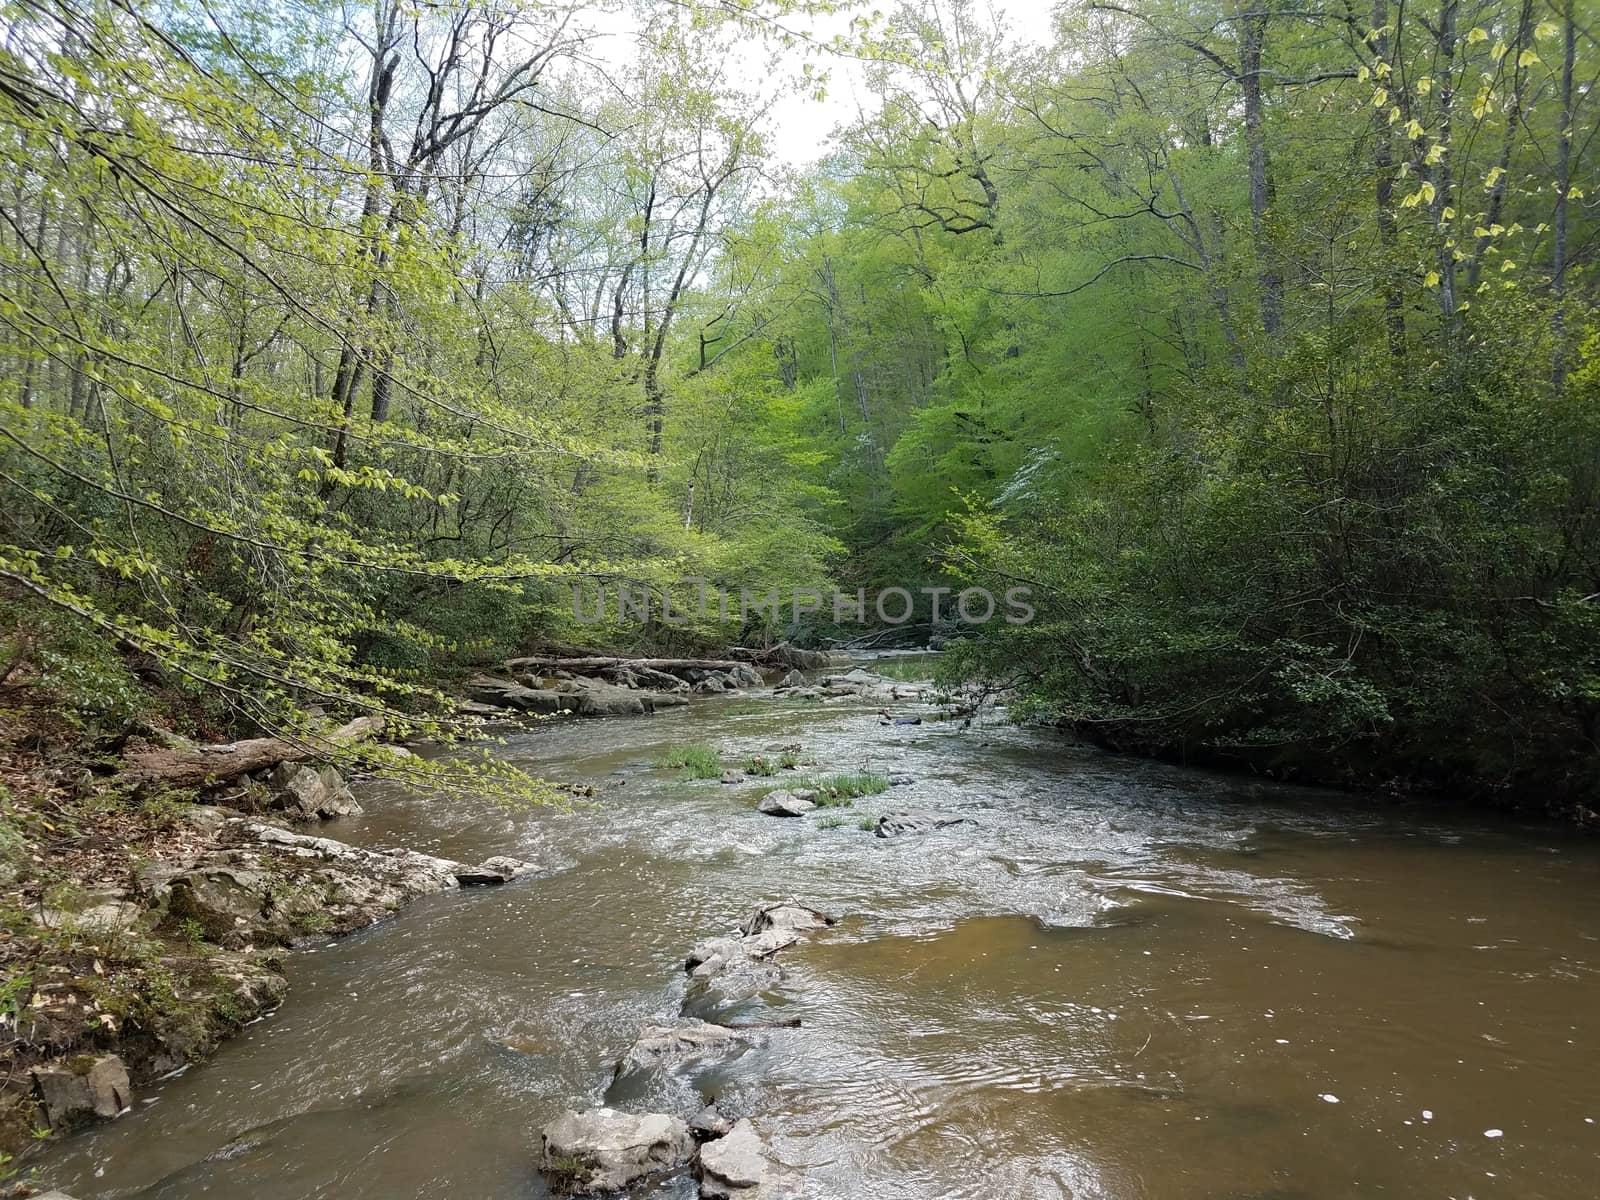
[504,655,750,676]
[120,715,385,789]
[728,642,835,669]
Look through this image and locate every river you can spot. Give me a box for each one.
[32,662,1600,1198]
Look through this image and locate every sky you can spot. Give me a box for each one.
[583,0,1063,168]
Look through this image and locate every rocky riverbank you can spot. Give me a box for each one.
[0,712,544,1186]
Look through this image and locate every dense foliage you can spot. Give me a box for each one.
[0,0,840,766]
[3,0,1597,812]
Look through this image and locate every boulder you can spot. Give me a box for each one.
[466,674,574,714]
[613,1019,759,1079]
[694,674,729,695]
[539,1107,694,1195]
[875,811,972,838]
[740,902,834,936]
[729,663,763,688]
[720,769,747,785]
[164,864,272,939]
[32,1055,131,1130]
[774,669,805,689]
[698,1119,772,1199]
[756,790,814,818]
[887,773,915,787]
[557,676,688,716]
[266,762,362,820]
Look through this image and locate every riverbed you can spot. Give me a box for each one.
[33,669,1600,1198]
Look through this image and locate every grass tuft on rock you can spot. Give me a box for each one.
[657,743,722,779]
[800,771,890,801]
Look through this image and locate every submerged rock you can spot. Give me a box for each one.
[698,1118,775,1198]
[682,956,785,1022]
[31,1055,131,1131]
[539,1107,694,1195]
[874,811,972,838]
[613,1019,760,1079]
[756,790,814,817]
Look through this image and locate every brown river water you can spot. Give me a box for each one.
[32,662,1600,1199]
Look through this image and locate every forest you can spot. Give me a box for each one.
[2,0,1598,815]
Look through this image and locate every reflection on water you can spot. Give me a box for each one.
[32,674,1600,1199]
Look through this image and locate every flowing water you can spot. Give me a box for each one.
[33,663,1600,1199]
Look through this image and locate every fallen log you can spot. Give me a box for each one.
[120,715,384,790]
[728,642,836,670]
[503,655,750,676]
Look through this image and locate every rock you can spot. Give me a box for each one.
[720,769,747,785]
[139,821,532,945]
[39,886,144,934]
[466,674,575,714]
[539,1107,694,1195]
[685,928,796,976]
[694,674,729,695]
[546,676,688,716]
[164,864,272,939]
[452,859,526,886]
[774,669,805,689]
[729,663,763,688]
[265,762,362,821]
[740,902,834,936]
[875,811,972,838]
[756,790,815,817]
[613,1020,759,1079]
[181,803,232,834]
[477,854,535,880]
[566,677,649,716]
[31,1055,131,1130]
[689,1104,734,1141]
[682,956,784,1021]
[698,1118,771,1198]
[887,773,915,787]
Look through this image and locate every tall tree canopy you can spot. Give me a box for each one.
[3,0,1597,813]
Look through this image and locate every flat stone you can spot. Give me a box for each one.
[613,1019,759,1079]
[540,1107,694,1195]
[875,811,973,838]
[756,790,815,817]
[698,1118,769,1197]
